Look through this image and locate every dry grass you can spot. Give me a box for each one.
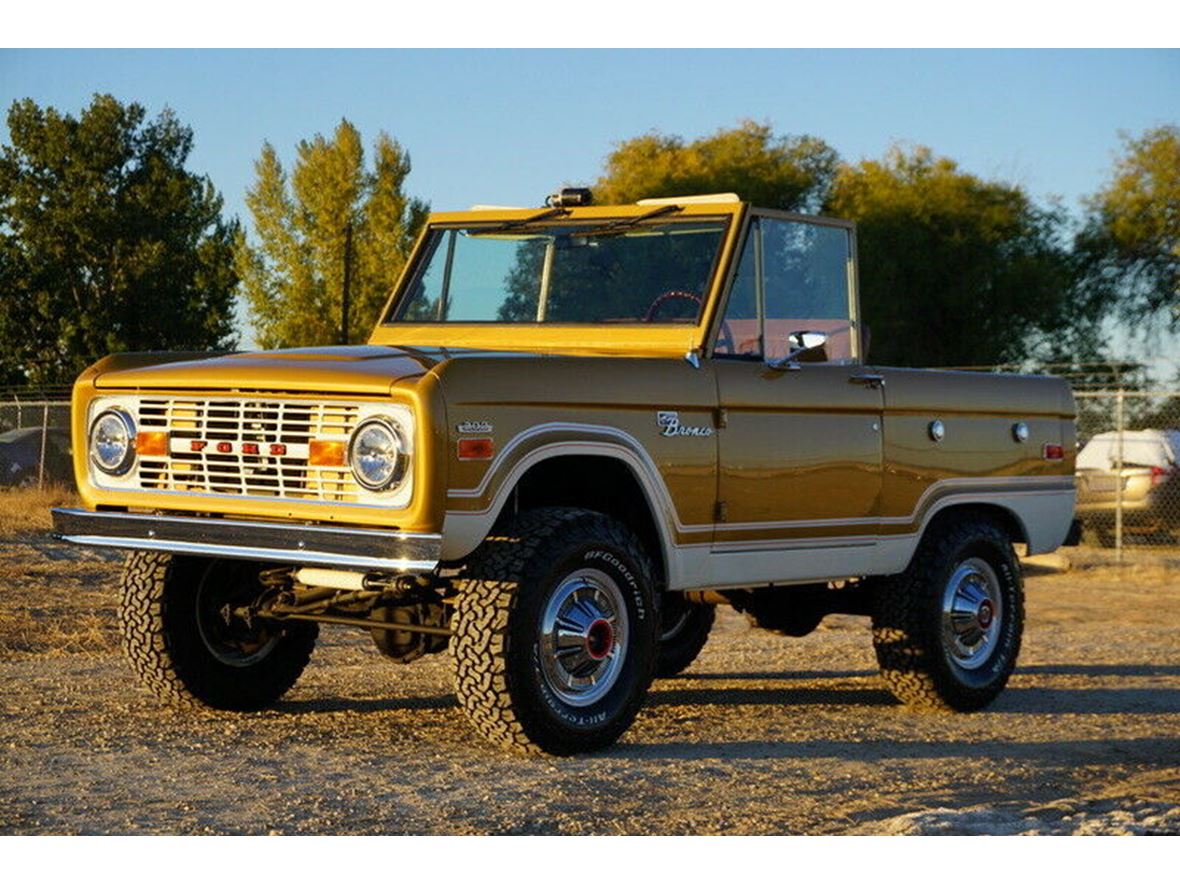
[0,554,122,659]
[0,485,120,658]
[0,608,118,657]
[0,484,79,537]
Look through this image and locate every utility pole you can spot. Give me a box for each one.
[37,403,49,490]
[341,221,353,345]
[1114,387,1124,565]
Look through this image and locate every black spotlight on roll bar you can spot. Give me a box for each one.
[545,187,593,208]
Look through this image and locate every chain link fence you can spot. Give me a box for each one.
[0,390,73,490]
[1073,389,1180,558]
[948,362,1180,559]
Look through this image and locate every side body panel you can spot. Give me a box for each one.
[438,358,1076,591]
[874,368,1076,564]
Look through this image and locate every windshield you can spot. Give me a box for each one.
[387,218,729,325]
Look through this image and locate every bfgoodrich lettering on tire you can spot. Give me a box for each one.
[451,507,658,755]
[871,514,1024,711]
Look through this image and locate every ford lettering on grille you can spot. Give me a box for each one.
[134,398,361,501]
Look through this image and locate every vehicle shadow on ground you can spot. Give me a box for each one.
[650,683,1180,714]
[684,669,878,681]
[1016,664,1180,678]
[648,685,896,708]
[275,695,455,714]
[271,665,1180,717]
[615,735,1180,763]
[993,687,1180,714]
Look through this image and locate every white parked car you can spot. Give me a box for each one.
[1075,429,1180,544]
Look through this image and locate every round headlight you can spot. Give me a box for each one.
[89,409,136,476]
[348,419,407,491]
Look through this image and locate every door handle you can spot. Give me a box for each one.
[850,373,885,389]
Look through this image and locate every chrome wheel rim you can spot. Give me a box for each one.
[538,567,629,707]
[195,564,280,668]
[941,557,1003,670]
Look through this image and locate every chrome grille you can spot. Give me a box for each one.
[135,397,363,502]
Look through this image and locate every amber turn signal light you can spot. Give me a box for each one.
[308,439,346,466]
[134,431,168,457]
[457,437,494,461]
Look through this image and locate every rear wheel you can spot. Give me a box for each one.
[452,508,657,755]
[119,552,317,710]
[871,515,1023,711]
[655,594,714,677]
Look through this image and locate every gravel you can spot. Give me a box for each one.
[1,540,1177,835]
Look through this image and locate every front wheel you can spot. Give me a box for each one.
[871,515,1023,711]
[451,508,658,755]
[119,552,317,710]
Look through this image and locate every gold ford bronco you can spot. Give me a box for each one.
[52,191,1078,755]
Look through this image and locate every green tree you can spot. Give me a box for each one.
[237,120,428,348]
[825,145,1079,367]
[0,94,239,385]
[1074,125,1179,333]
[595,120,838,213]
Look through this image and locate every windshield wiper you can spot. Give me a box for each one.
[573,204,684,237]
[467,203,684,238]
[471,207,571,235]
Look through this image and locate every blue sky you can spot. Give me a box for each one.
[2,49,1178,361]
[4,50,1176,217]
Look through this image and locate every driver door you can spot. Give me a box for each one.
[710,213,884,582]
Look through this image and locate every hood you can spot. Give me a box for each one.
[92,345,449,395]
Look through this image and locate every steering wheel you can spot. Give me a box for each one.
[643,290,702,322]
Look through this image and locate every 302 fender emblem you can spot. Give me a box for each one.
[456,420,493,434]
[657,411,713,438]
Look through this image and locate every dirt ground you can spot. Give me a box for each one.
[1,493,1177,834]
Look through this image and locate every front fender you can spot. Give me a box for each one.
[440,422,680,569]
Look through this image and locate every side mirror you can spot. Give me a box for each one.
[789,330,829,362]
[767,330,828,371]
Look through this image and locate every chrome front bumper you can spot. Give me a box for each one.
[50,508,441,573]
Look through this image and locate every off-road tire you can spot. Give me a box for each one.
[452,508,658,755]
[871,515,1023,711]
[655,596,714,677]
[119,551,317,711]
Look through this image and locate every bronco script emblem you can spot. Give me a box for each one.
[657,411,714,438]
